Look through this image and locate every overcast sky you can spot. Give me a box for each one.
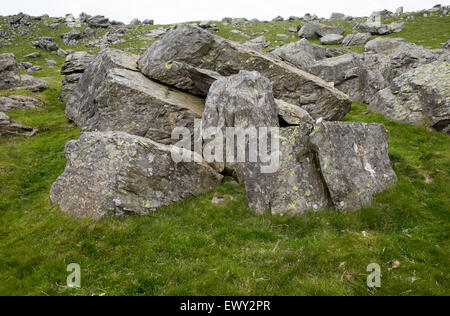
[0,0,445,24]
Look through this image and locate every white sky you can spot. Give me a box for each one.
[0,0,446,25]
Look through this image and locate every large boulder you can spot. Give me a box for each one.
[66,48,139,125]
[342,33,372,47]
[60,52,94,102]
[244,36,269,52]
[309,53,365,100]
[0,112,37,137]
[50,131,223,220]
[316,25,344,37]
[0,95,44,112]
[201,71,280,183]
[247,125,332,215]
[138,24,351,121]
[79,68,205,145]
[298,23,324,39]
[310,121,397,210]
[370,57,450,133]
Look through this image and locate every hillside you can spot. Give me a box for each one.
[0,8,449,296]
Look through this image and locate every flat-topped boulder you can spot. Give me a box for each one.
[138,24,352,121]
[50,131,223,220]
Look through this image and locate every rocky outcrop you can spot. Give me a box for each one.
[370,57,450,133]
[0,53,48,92]
[60,52,94,102]
[50,131,223,220]
[0,112,37,137]
[0,95,44,112]
[310,121,397,210]
[138,24,351,121]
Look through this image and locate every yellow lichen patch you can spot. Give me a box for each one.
[165,61,173,70]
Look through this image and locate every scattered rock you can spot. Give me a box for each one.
[45,58,57,67]
[23,52,41,59]
[342,33,372,46]
[61,29,84,45]
[320,34,344,45]
[88,15,110,28]
[50,131,223,220]
[0,112,37,137]
[0,95,44,112]
[244,36,269,52]
[32,37,58,52]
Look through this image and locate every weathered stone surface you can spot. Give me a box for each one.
[88,15,110,28]
[61,29,83,45]
[316,25,344,37]
[244,36,269,52]
[320,34,344,45]
[202,71,280,183]
[370,58,450,132]
[267,125,332,215]
[138,24,351,121]
[1,54,48,92]
[50,131,223,220]
[365,38,408,53]
[310,121,397,210]
[271,39,346,70]
[342,33,372,46]
[0,112,37,137]
[61,51,94,75]
[79,68,205,145]
[309,53,365,99]
[298,23,323,39]
[66,48,138,125]
[61,73,83,102]
[275,99,314,126]
[355,21,404,35]
[32,37,58,51]
[0,53,22,90]
[0,95,44,112]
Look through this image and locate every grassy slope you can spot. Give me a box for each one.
[0,12,449,296]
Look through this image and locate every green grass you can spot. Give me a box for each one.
[0,13,449,296]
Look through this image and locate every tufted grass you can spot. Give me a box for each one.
[0,13,449,296]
